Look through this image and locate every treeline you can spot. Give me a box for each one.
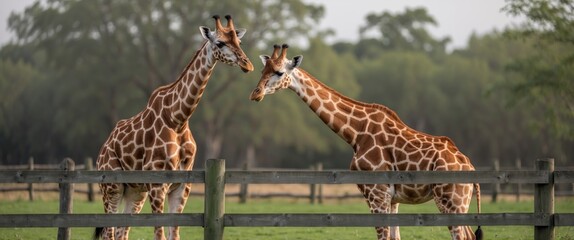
[0,0,572,169]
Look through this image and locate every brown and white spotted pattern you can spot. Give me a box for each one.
[250,44,482,240]
[95,15,253,240]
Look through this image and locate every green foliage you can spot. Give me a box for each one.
[503,0,574,43]
[356,51,437,120]
[460,31,573,161]
[502,0,574,140]
[357,7,450,58]
[0,2,572,168]
[0,59,39,161]
[1,0,327,164]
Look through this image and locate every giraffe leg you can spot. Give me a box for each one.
[358,184,394,240]
[166,183,192,240]
[149,183,168,240]
[433,183,475,240]
[389,203,400,240]
[115,186,147,240]
[99,183,124,240]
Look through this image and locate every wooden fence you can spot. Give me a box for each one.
[0,158,573,240]
[2,158,573,203]
[0,157,97,202]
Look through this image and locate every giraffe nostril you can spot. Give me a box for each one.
[254,88,260,93]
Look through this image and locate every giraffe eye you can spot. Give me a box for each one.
[275,71,284,77]
[216,42,226,48]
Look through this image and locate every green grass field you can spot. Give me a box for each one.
[1,197,573,240]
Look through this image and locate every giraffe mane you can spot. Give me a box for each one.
[142,40,209,109]
[158,41,209,92]
[296,68,407,126]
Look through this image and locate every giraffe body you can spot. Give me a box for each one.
[95,15,253,240]
[250,44,482,240]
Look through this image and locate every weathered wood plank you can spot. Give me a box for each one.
[0,213,548,228]
[554,214,574,226]
[554,171,574,183]
[0,170,205,184]
[534,159,555,240]
[0,214,204,227]
[58,158,74,240]
[27,157,34,202]
[1,213,547,228]
[225,170,549,184]
[0,170,553,184]
[204,159,225,240]
[85,157,95,202]
[224,213,548,227]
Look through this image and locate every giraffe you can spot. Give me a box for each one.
[94,15,253,240]
[249,44,483,240]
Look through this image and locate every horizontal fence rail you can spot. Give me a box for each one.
[224,170,551,184]
[0,213,204,227]
[2,213,574,228]
[223,213,552,227]
[555,171,574,183]
[0,158,573,240]
[0,170,205,184]
[0,170,552,184]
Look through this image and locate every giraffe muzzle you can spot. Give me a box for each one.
[250,87,264,102]
[239,58,254,73]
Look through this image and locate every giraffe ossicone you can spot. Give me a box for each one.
[95,15,252,240]
[250,44,483,240]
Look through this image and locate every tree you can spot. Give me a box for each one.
[4,0,326,163]
[355,51,438,131]
[0,58,39,163]
[455,31,573,165]
[357,7,450,58]
[502,0,574,139]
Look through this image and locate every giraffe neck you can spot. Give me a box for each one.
[288,68,366,146]
[163,41,216,125]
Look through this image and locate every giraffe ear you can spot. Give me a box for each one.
[290,55,303,69]
[235,28,247,39]
[199,26,215,42]
[259,55,271,65]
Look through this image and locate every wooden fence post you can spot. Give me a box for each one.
[85,157,95,202]
[534,158,554,240]
[58,158,75,240]
[491,158,500,203]
[240,145,255,204]
[204,159,225,240]
[309,163,324,204]
[309,164,316,204]
[239,162,249,204]
[316,162,323,204]
[28,157,34,202]
[515,158,522,202]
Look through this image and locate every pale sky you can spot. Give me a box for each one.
[0,0,522,50]
[305,0,522,49]
[0,0,34,44]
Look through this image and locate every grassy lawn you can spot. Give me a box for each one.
[1,196,573,240]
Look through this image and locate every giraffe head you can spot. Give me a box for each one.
[199,15,254,73]
[250,44,302,101]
